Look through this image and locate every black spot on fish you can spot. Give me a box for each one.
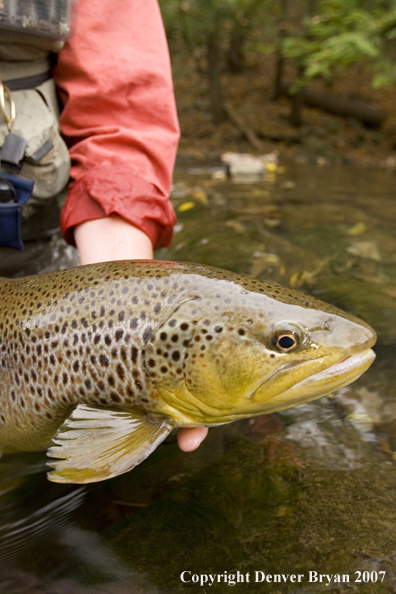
[110,392,121,403]
[100,354,109,367]
[131,346,138,364]
[115,329,124,341]
[116,364,125,380]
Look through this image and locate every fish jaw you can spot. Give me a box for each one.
[250,347,376,416]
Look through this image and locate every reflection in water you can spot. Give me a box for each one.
[0,162,396,593]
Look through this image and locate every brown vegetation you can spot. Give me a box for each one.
[172,51,396,169]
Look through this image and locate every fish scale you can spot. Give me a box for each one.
[0,260,376,483]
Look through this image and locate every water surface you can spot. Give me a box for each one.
[0,161,395,594]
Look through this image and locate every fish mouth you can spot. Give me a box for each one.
[292,348,376,390]
[250,348,376,415]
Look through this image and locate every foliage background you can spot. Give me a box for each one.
[159,0,396,167]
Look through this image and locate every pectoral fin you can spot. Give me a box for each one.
[47,404,173,484]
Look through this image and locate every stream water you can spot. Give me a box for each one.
[0,161,395,593]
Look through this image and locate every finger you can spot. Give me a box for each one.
[177,426,209,452]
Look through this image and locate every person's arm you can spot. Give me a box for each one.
[54,0,179,249]
[74,215,154,265]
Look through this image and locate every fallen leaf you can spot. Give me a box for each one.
[347,222,367,236]
[178,201,195,212]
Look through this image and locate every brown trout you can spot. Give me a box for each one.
[0,260,376,483]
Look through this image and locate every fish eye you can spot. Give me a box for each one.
[270,322,305,353]
[273,333,299,352]
[272,332,299,352]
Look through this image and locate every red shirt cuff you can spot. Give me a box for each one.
[60,164,176,249]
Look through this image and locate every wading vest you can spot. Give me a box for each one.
[0,1,75,249]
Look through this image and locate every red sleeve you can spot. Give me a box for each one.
[54,0,179,248]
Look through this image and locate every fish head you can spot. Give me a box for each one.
[143,273,376,425]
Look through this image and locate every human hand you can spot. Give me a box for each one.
[74,215,208,453]
[177,426,209,451]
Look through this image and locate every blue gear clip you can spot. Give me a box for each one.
[0,173,34,250]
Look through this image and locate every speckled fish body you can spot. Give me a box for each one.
[0,260,376,483]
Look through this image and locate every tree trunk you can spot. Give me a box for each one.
[226,26,245,74]
[272,0,289,101]
[272,44,285,101]
[207,28,225,124]
[289,87,305,127]
[280,80,387,128]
